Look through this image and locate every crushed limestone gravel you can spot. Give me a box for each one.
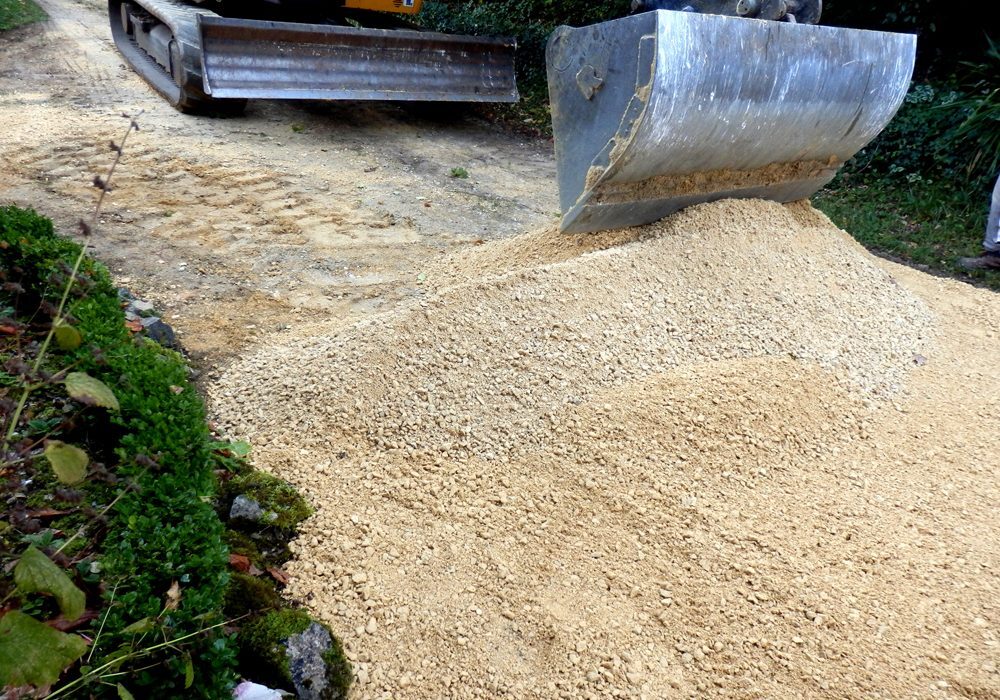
[210,199,1000,699]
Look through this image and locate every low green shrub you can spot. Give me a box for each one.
[1,206,237,696]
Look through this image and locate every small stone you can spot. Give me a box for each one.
[130,299,155,314]
[229,495,265,522]
[138,316,178,348]
[365,617,378,634]
[285,622,334,700]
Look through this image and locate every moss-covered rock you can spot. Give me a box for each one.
[222,472,312,531]
[238,610,351,700]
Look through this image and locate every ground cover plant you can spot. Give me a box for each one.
[0,117,237,696]
[0,0,45,31]
[0,116,352,698]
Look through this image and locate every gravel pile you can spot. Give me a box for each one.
[210,199,961,699]
[214,199,930,462]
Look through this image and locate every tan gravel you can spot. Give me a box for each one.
[210,199,1000,699]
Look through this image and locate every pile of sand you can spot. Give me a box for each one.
[208,200,1000,699]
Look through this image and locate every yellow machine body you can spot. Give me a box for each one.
[343,0,422,14]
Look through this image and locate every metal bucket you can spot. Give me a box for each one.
[546,11,916,233]
[199,16,518,103]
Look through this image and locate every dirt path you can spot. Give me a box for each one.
[0,0,557,367]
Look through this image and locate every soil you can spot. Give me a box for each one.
[0,0,557,369]
[3,4,999,700]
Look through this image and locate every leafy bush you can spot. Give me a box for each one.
[951,37,1000,179]
[840,71,997,197]
[420,0,624,99]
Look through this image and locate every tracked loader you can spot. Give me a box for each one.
[109,0,518,113]
[547,0,917,232]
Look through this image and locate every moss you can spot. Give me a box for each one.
[223,530,263,565]
[225,472,313,531]
[238,609,312,691]
[237,610,352,699]
[320,636,352,700]
[224,573,281,619]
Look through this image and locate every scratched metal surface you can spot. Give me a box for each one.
[199,17,519,103]
[547,11,916,234]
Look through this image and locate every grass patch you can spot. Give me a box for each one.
[0,0,46,31]
[814,173,998,290]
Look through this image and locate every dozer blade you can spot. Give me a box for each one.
[199,16,518,103]
[546,11,916,234]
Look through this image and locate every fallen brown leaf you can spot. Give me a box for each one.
[267,567,290,585]
[164,580,182,611]
[26,508,72,519]
[229,553,251,572]
[49,609,100,632]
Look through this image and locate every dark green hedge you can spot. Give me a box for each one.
[420,0,624,95]
[0,206,236,697]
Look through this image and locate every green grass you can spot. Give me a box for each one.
[814,173,999,290]
[0,0,46,31]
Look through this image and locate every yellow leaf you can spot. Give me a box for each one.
[44,440,89,485]
[64,372,120,411]
[54,320,82,351]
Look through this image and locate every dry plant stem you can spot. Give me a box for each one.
[86,581,119,663]
[1,115,140,451]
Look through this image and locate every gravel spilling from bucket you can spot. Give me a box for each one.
[208,199,969,698]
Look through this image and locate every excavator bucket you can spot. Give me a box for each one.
[199,16,518,102]
[546,11,916,233]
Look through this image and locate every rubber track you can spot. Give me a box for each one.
[108,0,244,112]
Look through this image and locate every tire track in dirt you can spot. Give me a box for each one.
[0,0,558,368]
[6,133,421,285]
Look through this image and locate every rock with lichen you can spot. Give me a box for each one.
[238,610,351,700]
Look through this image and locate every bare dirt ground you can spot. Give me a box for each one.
[3,4,999,700]
[0,0,557,368]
